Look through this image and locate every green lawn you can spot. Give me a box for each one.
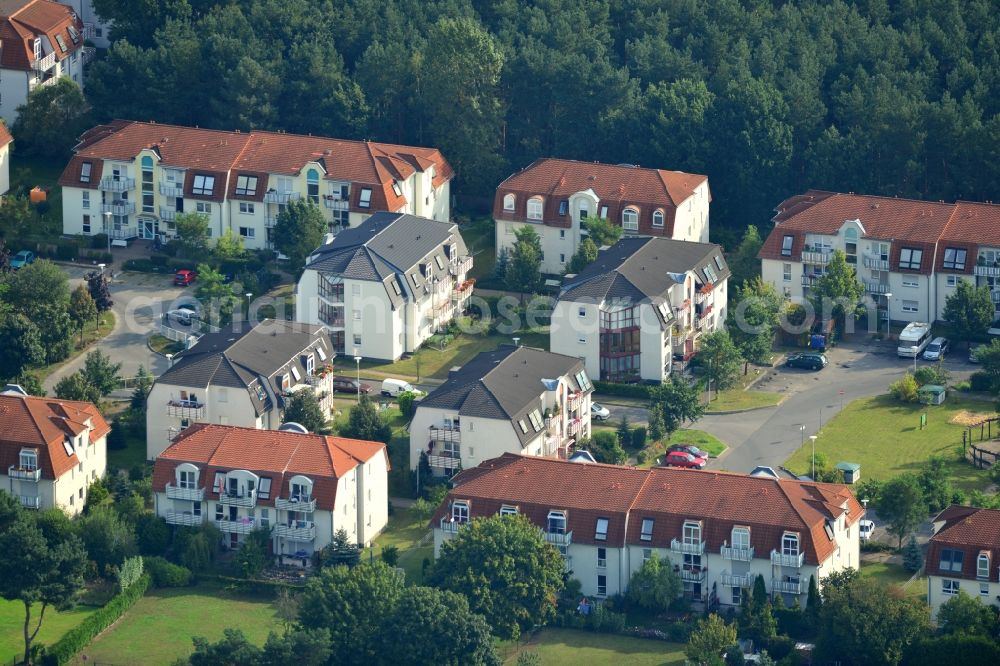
[149,333,184,355]
[372,507,434,585]
[669,429,727,457]
[785,395,992,491]
[71,584,279,666]
[503,629,686,665]
[459,217,496,282]
[860,561,927,600]
[706,389,783,413]
[0,601,97,663]
[29,311,116,384]
[11,156,64,238]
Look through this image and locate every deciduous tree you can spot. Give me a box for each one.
[282,390,330,434]
[82,349,122,398]
[339,395,392,444]
[11,78,93,159]
[936,589,999,637]
[942,279,995,346]
[877,474,927,548]
[728,278,784,364]
[506,226,542,295]
[174,212,211,260]
[626,554,681,612]
[649,373,705,437]
[0,314,44,381]
[808,250,864,324]
[698,330,743,391]
[727,225,764,288]
[273,200,326,275]
[68,285,97,343]
[686,613,738,666]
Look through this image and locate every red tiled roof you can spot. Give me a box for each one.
[927,505,1000,583]
[56,155,102,189]
[151,424,387,511]
[435,454,862,562]
[493,158,708,235]
[0,392,109,479]
[0,0,83,71]
[0,121,12,148]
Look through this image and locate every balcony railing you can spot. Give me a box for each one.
[721,572,754,587]
[160,182,184,197]
[19,495,40,510]
[81,46,97,64]
[165,484,205,501]
[319,312,345,328]
[772,578,803,595]
[167,400,205,419]
[680,568,707,583]
[29,76,58,92]
[801,250,832,265]
[670,539,706,556]
[770,550,805,568]
[429,426,461,443]
[864,256,891,270]
[865,281,890,294]
[324,198,349,210]
[801,275,819,287]
[275,496,317,512]
[218,489,257,507]
[452,279,475,303]
[439,517,467,534]
[100,177,135,193]
[274,522,316,540]
[83,23,96,40]
[109,226,139,240]
[427,453,461,470]
[567,418,583,436]
[975,265,1000,277]
[159,206,177,222]
[542,530,573,546]
[450,256,474,276]
[265,215,279,228]
[216,519,257,534]
[165,512,204,526]
[720,545,755,562]
[32,52,56,71]
[263,191,301,204]
[8,466,41,482]
[101,201,136,216]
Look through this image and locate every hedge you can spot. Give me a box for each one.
[145,556,192,588]
[592,381,653,399]
[196,573,306,597]
[43,575,151,665]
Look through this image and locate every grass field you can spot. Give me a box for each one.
[371,507,434,585]
[71,584,278,666]
[28,311,116,384]
[11,157,64,238]
[0,600,97,663]
[860,561,927,600]
[503,629,686,665]
[635,429,728,468]
[784,395,993,491]
[460,217,496,281]
[706,389,783,413]
[148,333,184,355]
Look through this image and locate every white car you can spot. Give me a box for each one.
[166,306,199,326]
[590,402,611,421]
[859,519,875,541]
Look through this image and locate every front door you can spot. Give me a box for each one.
[141,219,158,239]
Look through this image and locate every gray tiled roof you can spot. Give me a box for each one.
[419,345,589,447]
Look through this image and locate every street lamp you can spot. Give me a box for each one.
[354,354,362,402]
[798,423,805,450]
[245,292,253,321]
[103,211,112,256]
[96,264,106,332]
[809,435,818,479]
[884,292,892,339]
[911,346,918,373]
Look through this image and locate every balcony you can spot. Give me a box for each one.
[109,226,139,240]
[83,23,96,40]
[450,256,474,276]
[427,452,461,470]
[263,191,301,204]
[864,256,891,270]
[32,51,56,72]
[542,530,573,546]
[670,539,706,556]
[721,572,754,587]
[165,512,204,527]
[216,519,257,534]
[439,517,467,534]
[100,177,135,193]
[720,545,755,562]
[160,182,184,197]
[566,392,583,412]
[265,215,279,228]
[218,489,257,507]
[8,465,41,482]
[101,201,136,216]
[319,312,345,328]
[429,425,461,443]
[274,521,316,541]
[679,568,707,583]
[800,275,819,287]
[452,279,475,303]
[318,284,344,303]
[166,400,205,419]
[165,484,205,501]
[81,46,96,64]
[29,76,58,92]
[801,250,832,265]
[567,418,583,436]
[19,495,41,510]
[275,496,317,512]
[771,550,805,568]
[772,578,803,595]
[975,265,1000,277]
[865,281,890,294]
[323,197,349,210]
[159,206,177,222]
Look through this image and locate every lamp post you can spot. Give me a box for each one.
[103,211,112,256]
[354,355,362,402]
[809,435,818,479]
[884,292,892,339]
[911,346,918,374]
[96,264,106,332]
[245,292,252,321]
[798,423,805,450]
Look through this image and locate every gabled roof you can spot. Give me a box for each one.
[437,454,863,559]
[418,346,589,447]
[0,0,83,71]
[0,122,12,148]
[152,424,387,512]
[927,505,1000,583]
[0,391,109,479]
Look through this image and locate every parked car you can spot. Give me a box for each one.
[785,352,828,371]
[922,337,949,361]
[10,250,35,270]
[165,306,199,326]
[331,376,372,394]
[590,402,611,421]
[667,444,709,459]
[381,378,416,397]
[970,344,986,364]
[174,269,198,286]
[661,451,708,469]
[859,519,875,541]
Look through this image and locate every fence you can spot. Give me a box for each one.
[158,323,199,346]
[963,416,1000,469]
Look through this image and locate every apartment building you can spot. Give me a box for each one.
[927,505,1000,619]
[551,237,729,382]
[62,0,109,48]
[152,424,389,559]
[759,190,1000,325]
[493,158,710,274]
[433,454,863,606]
[296,212,473,361]
[58,121,452,250]
[409,345,593,477]
[0,384,108,516]
[0,0,94,123]
[146,320,334,460]
[0,122,12,198]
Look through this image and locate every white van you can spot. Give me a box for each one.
[897,322,933,358]
[381,378,416,397]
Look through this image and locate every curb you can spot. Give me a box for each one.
[705,396,787,415]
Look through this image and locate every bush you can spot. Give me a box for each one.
[150,254,169,266]
[913,366,938,386]
[970,371,993,392]
[90,233,109,250]
[666,621,693,642]
[397,391,417,419]
[55,242,78,261]
[116,556,144,592]
[144,556,193,587]
[122,258,159,272]
[631,427,647,450]
[954,380,972,392]
[888,372,919,402]
[381,545,400,567]
[43,575,150,665]
[592,381,652,399]
[588,605,627,634]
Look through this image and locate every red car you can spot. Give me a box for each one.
[174,269,197,286]
[662,451,708,469]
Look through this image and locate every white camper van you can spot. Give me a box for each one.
[897,322,933,358]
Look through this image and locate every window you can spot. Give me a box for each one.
[981,583,990,597]
[82,215,91,234]
[902,277,918,288]
[622,208,638,231]
[978,553,990,579]
[68,25,79,44]
[783,263,792,282]
[305,354,315,375]
[939,548,964,573]
[732,527,750,550]
[391,181,402,197]
[503,193,515,211]
[359,188,372,208]
[82,191,90,209]
[782,533,800,556]
[55,33,67,53]
[732,586,742,606]
[352,284,361,296]
[259,508,269,529]
[597,575,607,596]
[517,419,528,434]
[451,501,469,523]
[683,521,702,546]
[527,197,543,220]
[704,264,718,283]
[196,202,211,214]
[642,548,652,561]
[239,227,255,238]
[352,309,361,320]
[844,227,858,264]
[178,469,196,489]
[652,210,664,227]
[499,505,518,517]
[528,409,544,432]
[558,200,568,216]
[239,202,255,215]
[353,334,361,346]
[560,253,565,263]
[902,300,919,313]
[307,169,320,204]
[142,158,154,213]
[640,518,654,541]
[715,255,727,272]
[215,504,223,521]
[942,579,960,596]
[943,248,967,271]
[560,229,566,239]
[898,247,923,270]
[291,366,301,382]
[235,175,258,196]
[192,175,215,196]
[19,449,37,471]
[574,370,593,391]
[80,162,92,183]
[547,511,566,534]
[947,275,957,287]
[595,518,609,541]
[781,235,794,256]
[600,205,608,219]
[597,547,607,568]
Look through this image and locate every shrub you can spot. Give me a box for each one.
[90,233,109,249]
[588,605,627,633]
[888,372,919,402]
[592,381,652,399]
[122,258,159,272]
[116,556,144,592]
[969,371,993,392]
[954,380,972,392]
[913,366,938,386]
[381,545,400,567]
[55,242,78,261]
[144,556,193,587]
[666,621,693,642]
[631,427,647,450]
[397,391,417,419]
[150,254,169,266]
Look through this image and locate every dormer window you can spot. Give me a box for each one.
[579,201,590,219]
[599,205,608,219]
[192,175,215,196]
[290,479,312,501]
[499,505,518,517]
[547,510,566,534]
[683,520,701,545]
[558,200,568,216]
[19,449,38,471]
[235,175,258,196]
[307,169,320,204]
[68,25,80,44]
[898,247,923,271]
[640,518,654,541]
[452,501,469,524]
[732,526,750,550]
[977,552,990,579]
[177,467,197,489]
[781,235,794,256]
[33,39,41,61]
[392,181,403,197]
[943,248,967,271]
[527,197,543,220]
[595,517,609,541]
[782,532,800,557]
[80,161,92,183]
[940,548,964,572]
[291,366,302,382]
[55,33,68,53]
[503,193,515,211]
[305,354,315,375]
[622,208,638,231]
[359,188,372,208]
[652,210,664,227]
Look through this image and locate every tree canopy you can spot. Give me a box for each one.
[273,200,327,274]
[943,279,995,345]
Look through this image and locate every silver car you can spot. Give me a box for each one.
[922,337,949,361]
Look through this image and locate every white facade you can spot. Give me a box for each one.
[63,0,112,48]
[927,573,1000,620]
[0,139,11,197]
